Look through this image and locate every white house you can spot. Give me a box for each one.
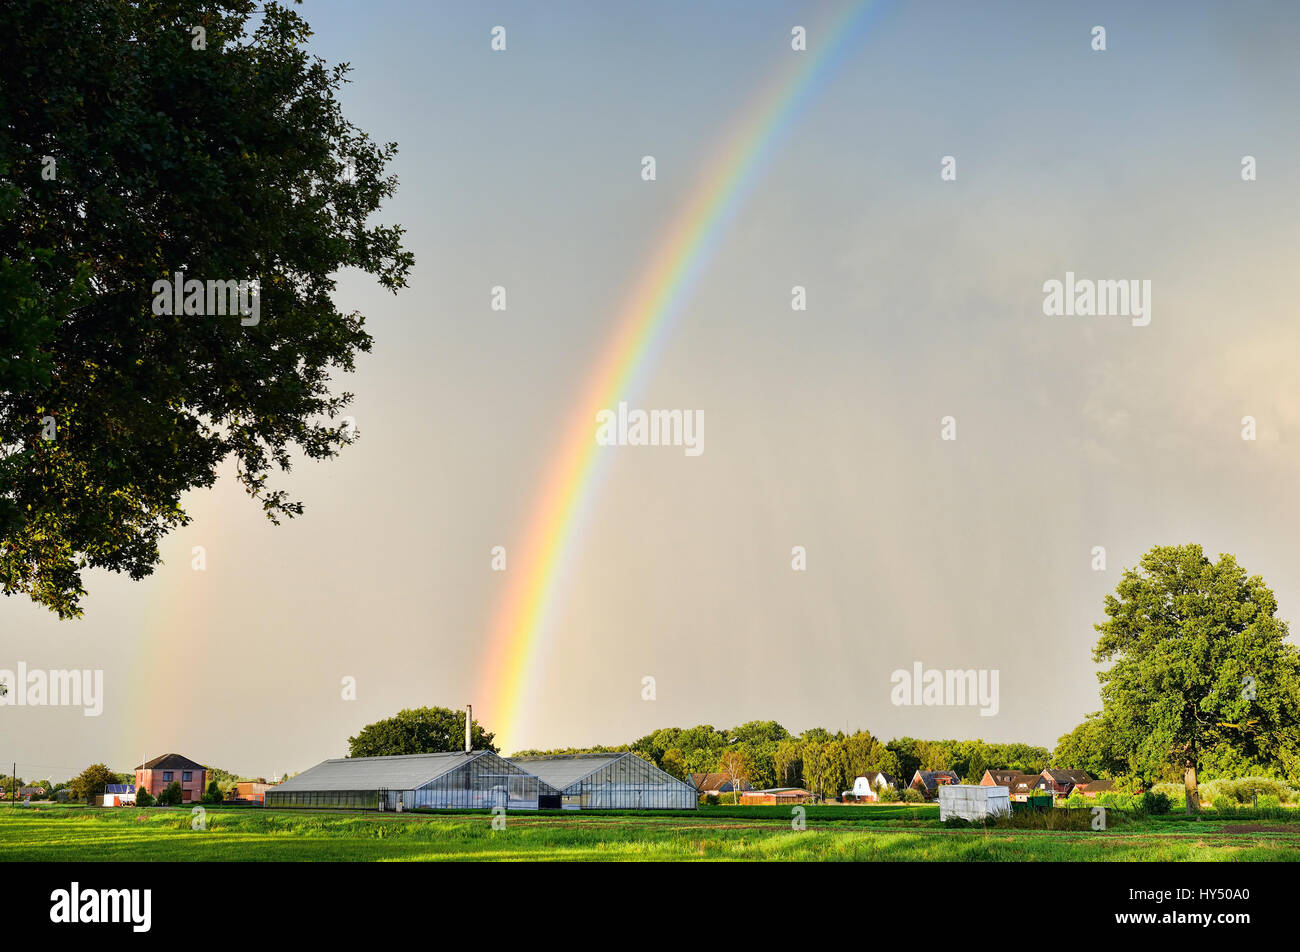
[851,771,899,801]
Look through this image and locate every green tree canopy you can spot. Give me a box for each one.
[347,706,497,758]
[0,0,411,617]
[1093,544,1300,806]
[1053,714,1122,777]
[68,763,117,802]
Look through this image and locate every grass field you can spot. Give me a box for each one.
[4,803,1300,861]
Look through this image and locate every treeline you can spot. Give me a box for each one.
[4,764,270,803]
[514,722,1052,797]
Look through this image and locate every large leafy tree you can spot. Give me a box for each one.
[1052,713,1123,778]
[68,762,117,803]
[347,706,498,758]
[0,0,412,617]
[1094,544,1300,810]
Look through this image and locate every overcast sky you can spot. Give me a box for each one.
[5,0,1300,780]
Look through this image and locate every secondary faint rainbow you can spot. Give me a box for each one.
[479,0,894,751]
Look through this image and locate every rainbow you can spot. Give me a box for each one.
[479,0,894,751]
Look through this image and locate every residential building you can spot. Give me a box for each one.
[136,753,207,803]
[689,772,754,798]
[851,771,899,801]
[1035,769,1093,798]
[979,769,1042,803]
[910,770,960,798]
[1078,778,1116,798]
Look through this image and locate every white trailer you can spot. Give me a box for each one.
[939,784,1011,821]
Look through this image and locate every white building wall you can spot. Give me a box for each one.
[938,784,1012,821]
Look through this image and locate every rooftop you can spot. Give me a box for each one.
[274,751,490,792]
[136,753,206,771]
[510,753,629,790]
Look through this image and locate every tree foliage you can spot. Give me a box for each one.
[157,780,184,806]
[347,706,497,758]
[1090,545,1300,799]
[68,763,116,802]
[0,0,411,617]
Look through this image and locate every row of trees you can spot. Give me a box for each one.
[519,545,1300,812]
[335,547,1300,813]
[7,763,265,806]
[517,724,1052,800]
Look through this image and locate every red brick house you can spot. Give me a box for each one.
[910,770,960,798]
[136,753,207,803]
[979,769,1042,803]
[1078,778,1117,798]
[1034,768,1092,798]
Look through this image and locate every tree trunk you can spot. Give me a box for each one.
[1183,761,1199,814]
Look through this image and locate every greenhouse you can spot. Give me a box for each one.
[265,750,557,811]
[509,752,698,810]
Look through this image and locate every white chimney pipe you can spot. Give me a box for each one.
[465,704,472,753]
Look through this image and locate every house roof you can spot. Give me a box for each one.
[1044,769,1093,785]
[136,753,206,771]
[912,770,959,790]
[689,772,754,793]
[1080,778,1116,792]
[862,771,898,787]
[983,770,1022,785]
[273,751,519,793]
[985,770,1040,791]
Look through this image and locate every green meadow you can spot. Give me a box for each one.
[3,804,1299,861]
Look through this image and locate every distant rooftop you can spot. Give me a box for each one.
[136,753,206,771]
[274,751,510,792]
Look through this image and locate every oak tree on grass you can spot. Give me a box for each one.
[0,0,412,618]
[1093,544,1300,812]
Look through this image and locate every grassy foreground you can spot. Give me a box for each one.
[3,803,1298,861]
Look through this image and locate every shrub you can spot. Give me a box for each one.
[201,780,223,804]
[156,781,183,807]
[902,788,925,803]
[1139,792,1172,815]
[1213,777,1294,805]
[1064,790,1086,808]
[1256,794,1281,809]
[1212,796,1236,813]
[878,787,901,803]
[135,789,154,807]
